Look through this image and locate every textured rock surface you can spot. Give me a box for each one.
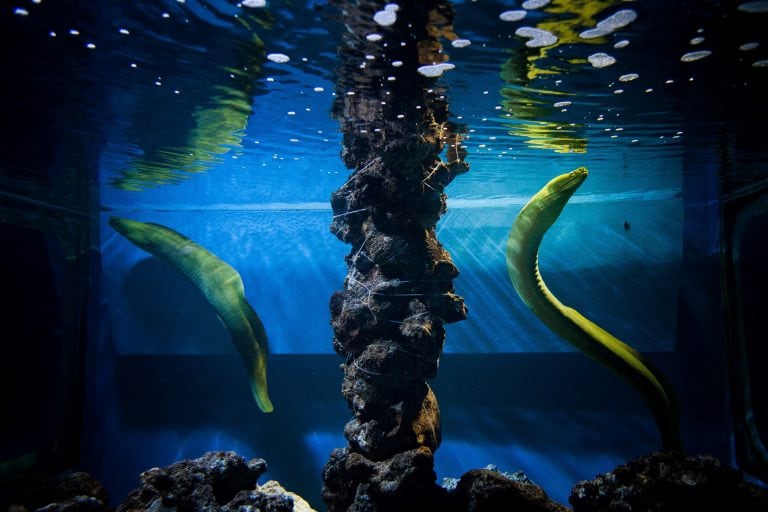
[2,470,108,512]
[258,481,316,512]
[570,450,768,511]
[454,469,569,512]
[116,451,315,512]
[2,452,315,512]
[323,446,451,511]
[322,1,469,510]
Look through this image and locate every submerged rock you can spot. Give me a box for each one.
[322,2,469,510]
[322,446,449,511]
[2,470,109,512]
[2,452,313,512]
[453,468,569,512]
[570,451,768,511]
[116,451,315,512]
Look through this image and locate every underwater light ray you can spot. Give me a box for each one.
[0,189,95,219]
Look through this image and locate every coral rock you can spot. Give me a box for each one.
[453,469,569,512]
[116,451,314,512]
[570,451,768,512]
[323,2,469,510]
[4,470,109,512]
[322,446,448,512]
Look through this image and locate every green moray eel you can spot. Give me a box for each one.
[505,167,681,450]
[109,217,274,413]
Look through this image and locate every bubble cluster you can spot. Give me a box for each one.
[680,50,712,62]
[738,1,768,13]
[579,9,638,39]
[515,27,558,48]
[499,10,527,22]
[588,52,617,68]
[267,53,290,63]
[417,63,456,77]
[374,4,399,27]
[522,0,551,9]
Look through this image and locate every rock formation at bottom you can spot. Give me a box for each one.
[449,467,569,512]
[116,451,314,512]
[2,451,314,512]
[2,470,108,512]
[6,449,768,512]
[570,450,768,512]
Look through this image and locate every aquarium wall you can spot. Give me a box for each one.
[1,0,102,488]
[2,0,767,510]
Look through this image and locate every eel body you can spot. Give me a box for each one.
[505,167,681,450]
[110,216,274,413]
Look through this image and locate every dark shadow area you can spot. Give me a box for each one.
[1,0,102,486]
[121,257,231,353]
[435,351,729,457]
[0,225,58,461]
[723,190,768,483]
[739,207,768,453]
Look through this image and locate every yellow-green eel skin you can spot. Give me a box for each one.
[505,167,681,450]
[110,217,274,413]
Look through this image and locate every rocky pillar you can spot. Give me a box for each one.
[322,1,468,510]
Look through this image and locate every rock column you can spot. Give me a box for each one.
[322,1,468,510]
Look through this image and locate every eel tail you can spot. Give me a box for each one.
[109,216,274,413]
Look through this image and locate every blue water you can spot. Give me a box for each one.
[3,0,768,508]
